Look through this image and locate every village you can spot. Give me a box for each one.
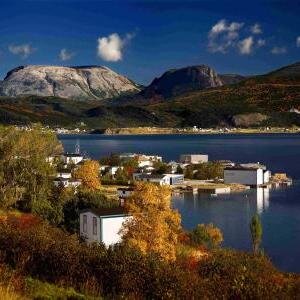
[50,148,292,249]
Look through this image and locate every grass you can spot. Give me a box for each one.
[25,278,99,300]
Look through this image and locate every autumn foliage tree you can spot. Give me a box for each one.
[73,160,101,190]
[190,223,223,249]
[121,182,181,261]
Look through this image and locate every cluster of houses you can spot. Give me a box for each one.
[78,152,273,248]
[53,152,85,188]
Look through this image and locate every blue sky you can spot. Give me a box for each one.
[0,0,299,84]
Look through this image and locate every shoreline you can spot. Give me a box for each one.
[57,127,300,136]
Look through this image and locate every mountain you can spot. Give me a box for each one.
[0,65,140,100]
[266,62,300,78]
[0,62,299,128]
[140,65,223,99]
[219,74,247,85]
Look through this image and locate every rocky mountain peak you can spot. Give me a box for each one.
[0,65,140,100]
[141,65,223,98]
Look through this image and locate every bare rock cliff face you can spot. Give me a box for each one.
[0,65,140,100]
[141,65,223,98]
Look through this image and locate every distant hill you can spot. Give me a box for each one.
[0,65,140,101]
[219,74,247,85]
[266,62,300,78]
[140,65,223,99]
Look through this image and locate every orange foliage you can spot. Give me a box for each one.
[73,160,101,190]
[0,213,41,230]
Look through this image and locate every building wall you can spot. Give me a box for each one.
[264,170,271,183]
[180,154,208,164]
[79,212,101,244]
[224,169,264,186]
[80,212,129,247]
[101,216,129,247]
[118,190,133,198]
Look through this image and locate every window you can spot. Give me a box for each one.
[93,217,97,235]
[83,215,87,233]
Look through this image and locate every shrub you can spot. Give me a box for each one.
[190,223,223,249]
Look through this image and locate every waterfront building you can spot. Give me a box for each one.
[224,163,270,186]
[180,154,208,164]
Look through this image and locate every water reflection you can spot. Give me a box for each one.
[256,187,270,214]
[173,187,270,216]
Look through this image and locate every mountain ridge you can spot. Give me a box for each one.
[0,65,140,101]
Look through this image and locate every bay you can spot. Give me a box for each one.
[59,133,300,273]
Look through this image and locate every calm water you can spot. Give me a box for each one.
[59,133,300,273]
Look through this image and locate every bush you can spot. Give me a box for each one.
[190,223,223,249]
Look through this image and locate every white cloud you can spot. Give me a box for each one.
[297,36,300,47]
[97,33,134,62]
[208,19,244,53]
[257,39,266,47]
[59,48,75,61]
[271,46,287,54]
[238,36,254,55]
[8,44,35,58]
[250,23,262,34]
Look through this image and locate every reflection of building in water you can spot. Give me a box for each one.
[256,187,270,214]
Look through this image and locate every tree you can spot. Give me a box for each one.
[184,165,194,179]
[121,182,181,261]
[122,158,138,177]
[176,165,184,174]
[190,223,223,249]
[250,214,263,254]
[99,153,121,166]
[73,160,101,190]
[153,161,172,175]
[193,162,224,180]
[0,125,62,211]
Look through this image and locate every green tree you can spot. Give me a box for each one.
[0,125,62,212]
[190,223,223,249]
[184,165,194,179]
[153,161,172,175]
[250,214,263,254]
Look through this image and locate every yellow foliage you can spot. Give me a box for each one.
[0,286,24,300]
[73,160,101,190]
[122,182,181,261]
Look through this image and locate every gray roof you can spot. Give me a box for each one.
[80,207,128,217]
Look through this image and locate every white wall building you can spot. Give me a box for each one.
[53,177,82,188]
[224,165,270,186]
[62,153,84,165]
[180,154,208,164]
[79,208,130,247]
[56,171,72,179]
[117,187,134,199]
[134,173,184,186]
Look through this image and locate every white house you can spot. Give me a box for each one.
[62,153,84,165]
[180,154,208,164]
[56,171,72,179]
[134,173,184,186]
[224,164,270,186]
[53,177,81,188]
[117,187,134,199]
[79,207,130,247]
[108,166,123,176]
